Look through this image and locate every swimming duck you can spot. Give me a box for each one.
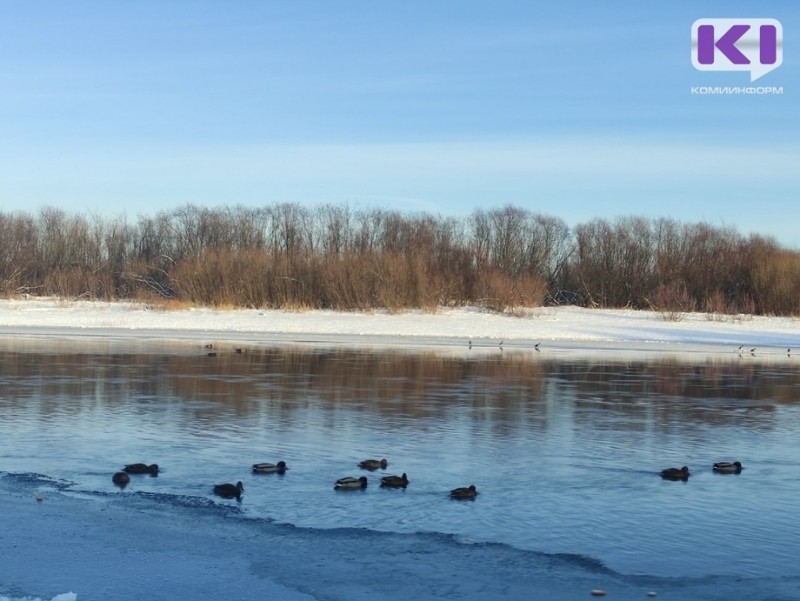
[252,461,288,474]
[112,472,130,487]
[380,473,409,488]
[123,463,159,476]
[334,476,368,490]
[660,466,691,480]
[450,484,478,499]
[713,461,743,474]
[358,458,388,471]
[213,481,244,500]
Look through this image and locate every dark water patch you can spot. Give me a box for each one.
[125,489,247,517]
[59,483,250,519]
[0,471,75,493]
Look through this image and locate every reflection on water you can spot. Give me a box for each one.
[1,338,800,579]
[2,342,795,429]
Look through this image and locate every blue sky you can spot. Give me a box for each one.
[1,1,798,246]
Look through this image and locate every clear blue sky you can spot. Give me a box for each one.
[1,1,798,246]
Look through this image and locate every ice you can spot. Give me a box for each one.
[0,594,76,601]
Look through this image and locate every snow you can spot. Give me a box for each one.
[1,298,798,357]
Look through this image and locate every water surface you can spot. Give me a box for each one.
[1,338,799,600]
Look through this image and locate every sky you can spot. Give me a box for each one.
[0,1,798,247]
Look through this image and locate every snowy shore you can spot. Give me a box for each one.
[0,298,797,358]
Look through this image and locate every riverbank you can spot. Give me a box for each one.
[0,298,797,358]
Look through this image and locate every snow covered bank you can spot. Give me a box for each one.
[0,298,797,356]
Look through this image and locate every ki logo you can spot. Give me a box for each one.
[691,19,783,81]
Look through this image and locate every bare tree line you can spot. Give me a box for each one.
[1,204,798,315]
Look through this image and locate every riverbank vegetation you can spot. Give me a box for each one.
[1,203,799,316]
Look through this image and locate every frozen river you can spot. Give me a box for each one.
[2,336,800,600]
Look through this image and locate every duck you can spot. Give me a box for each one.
[713,461,743,474]
[112,472,130,487]
[660,466,691,480]
[450,484,478,499]
[123,463,159,476]
[380,473,409,488]
[213,481,244,500]
[334,476,368,490]
[358,458,388,471]
[252,461,288,474]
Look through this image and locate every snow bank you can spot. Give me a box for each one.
[0,298,797,353]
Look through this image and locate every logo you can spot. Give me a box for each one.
[691,18,782,81]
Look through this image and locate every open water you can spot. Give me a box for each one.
[1,337,799,600]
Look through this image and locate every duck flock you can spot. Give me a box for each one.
[110,458,479,501]
[660,461,744,480]
[108,458,744,504]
